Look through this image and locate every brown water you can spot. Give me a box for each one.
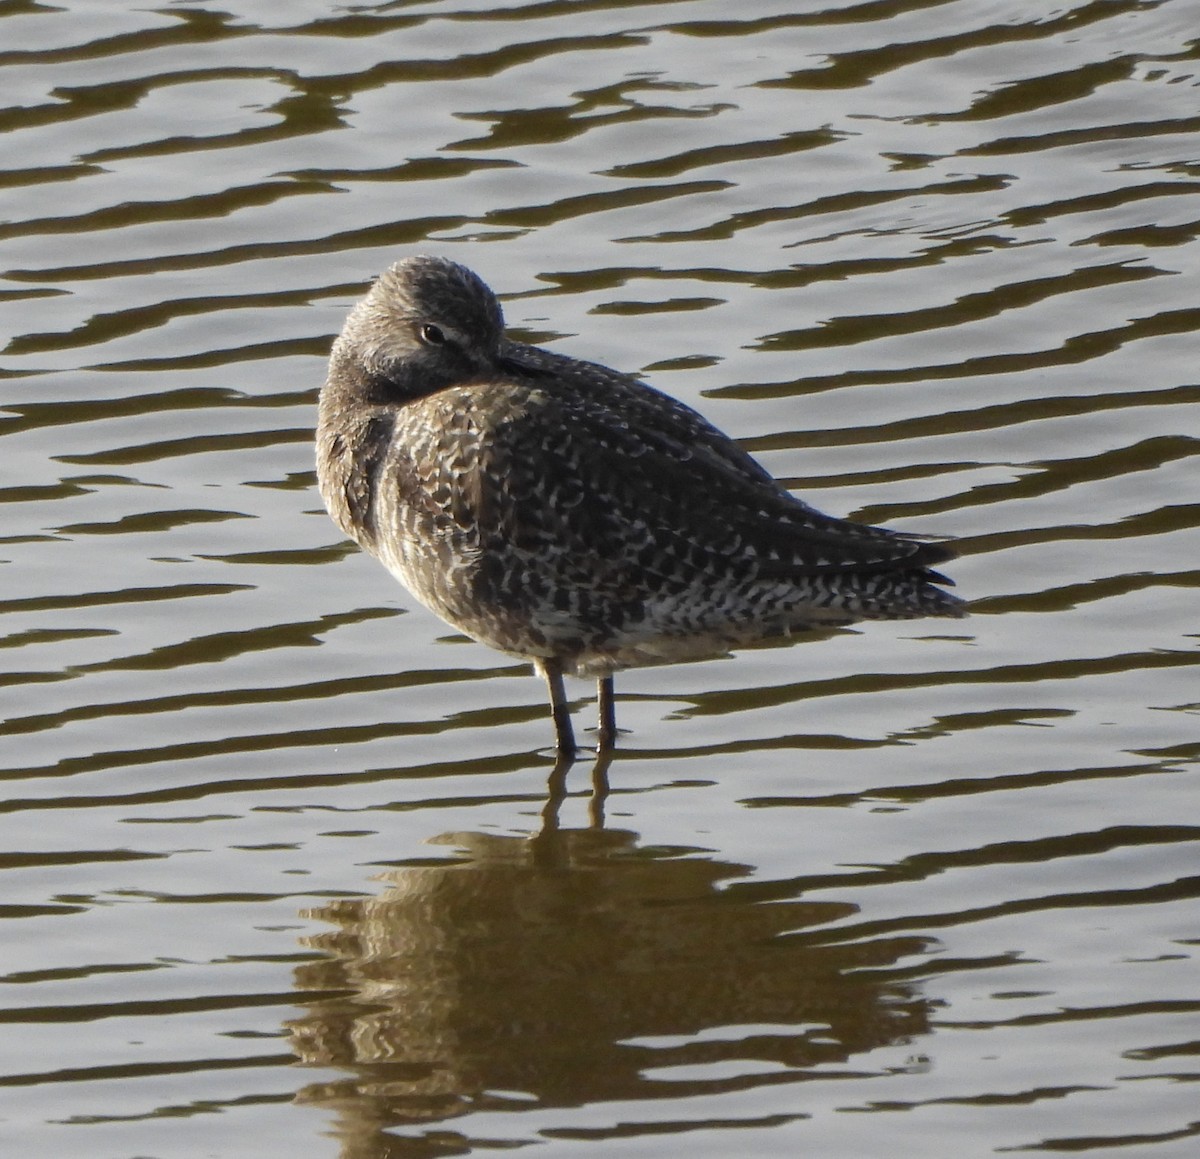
[2,1,1199,1156]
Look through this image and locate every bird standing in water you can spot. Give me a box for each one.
[316,256,965,759]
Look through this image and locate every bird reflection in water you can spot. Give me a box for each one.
[288,815,934,1156]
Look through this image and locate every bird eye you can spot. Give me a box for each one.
[418,323,446,346]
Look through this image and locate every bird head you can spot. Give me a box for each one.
[331,255,506,401]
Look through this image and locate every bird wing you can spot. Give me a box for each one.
[486,348,954,581]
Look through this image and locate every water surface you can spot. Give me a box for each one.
[2,1,1198,1157]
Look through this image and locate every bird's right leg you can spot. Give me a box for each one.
[536,658,577,760]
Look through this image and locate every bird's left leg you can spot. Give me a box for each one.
[596,674,617,753]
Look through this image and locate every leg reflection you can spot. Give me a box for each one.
[538,747,612,844]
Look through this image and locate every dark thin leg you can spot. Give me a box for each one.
[596,675,617,753]
[537,658,577,760]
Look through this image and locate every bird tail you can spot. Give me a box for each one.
[849,568,968,620]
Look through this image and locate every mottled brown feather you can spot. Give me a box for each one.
[316,256,966,752]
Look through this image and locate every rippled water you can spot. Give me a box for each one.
[3,1,1199,1156]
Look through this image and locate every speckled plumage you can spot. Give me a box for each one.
[316,256,965,756]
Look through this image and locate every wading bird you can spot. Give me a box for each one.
[316,256,964,759]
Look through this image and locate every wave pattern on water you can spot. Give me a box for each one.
[1,1,1198,1157]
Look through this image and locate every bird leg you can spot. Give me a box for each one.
[536,658,577,760]
[596,675,617,753]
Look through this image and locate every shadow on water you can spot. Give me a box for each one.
[287,767,934,1157]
